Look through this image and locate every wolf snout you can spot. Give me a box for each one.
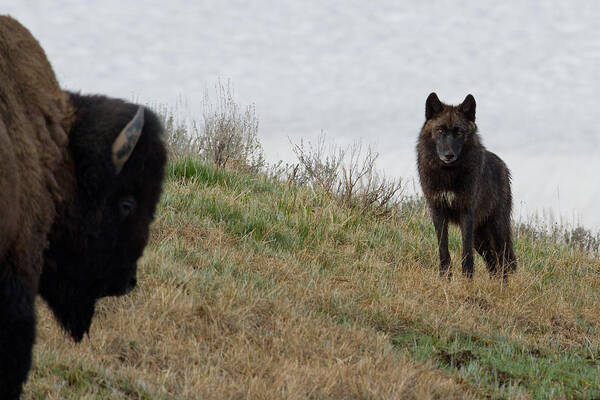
[443,153,456,163]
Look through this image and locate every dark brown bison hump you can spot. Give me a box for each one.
[0,16,72,291]
[0,123,19,259]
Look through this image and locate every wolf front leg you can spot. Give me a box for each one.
[460,210,475,278]
[0,268,36,399]
[431,208,451,278]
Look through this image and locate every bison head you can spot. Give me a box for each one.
[39,93,167,341]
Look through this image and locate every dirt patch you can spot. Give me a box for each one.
[551,314,575,333]
[436,349,477,369]
[495,369,521,387]
[464,295,492,311]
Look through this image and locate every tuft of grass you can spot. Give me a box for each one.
[24,158,600,399]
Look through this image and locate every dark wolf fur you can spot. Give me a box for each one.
[417,92,516,279]
[0,16,167,398]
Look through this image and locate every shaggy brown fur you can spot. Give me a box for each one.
[417,93,516,279]
[0,15,74,398]
[0,16,73,291]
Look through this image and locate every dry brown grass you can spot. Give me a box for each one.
[26,220,470,399]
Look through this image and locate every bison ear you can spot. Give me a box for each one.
[425,92,443,120]
[459,94,476,122]
[112,107,144,174]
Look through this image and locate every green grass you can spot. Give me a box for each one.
[393,326,600,399]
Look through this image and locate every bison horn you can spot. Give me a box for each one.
[112,107,144,174]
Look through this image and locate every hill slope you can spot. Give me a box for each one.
[25,158,600,399]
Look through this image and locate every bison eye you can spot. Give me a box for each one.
[118,196,137,218]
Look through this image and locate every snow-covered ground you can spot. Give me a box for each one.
[5,1,600,229]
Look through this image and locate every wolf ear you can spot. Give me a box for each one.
[425,92,443,120]
[459,94,476,122]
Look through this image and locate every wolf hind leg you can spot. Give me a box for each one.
[489,219,517,279]
[497,237,517,278]
[0,267,36,400]
[474,224,499,276]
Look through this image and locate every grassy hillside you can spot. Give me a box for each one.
[24,157,600,399]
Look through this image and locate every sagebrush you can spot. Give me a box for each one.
[288,134,403,216]
[156,80,265,172]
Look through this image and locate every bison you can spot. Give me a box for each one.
[0,16,167,398]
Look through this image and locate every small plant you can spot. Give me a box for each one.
[290,133,344,192]
[339,141,402,215]
[514,218,600,253]
[199,80,264,172]
[564,225,600,252]
[290,134,402,216]
[154,80,265,172]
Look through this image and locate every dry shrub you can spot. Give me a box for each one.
[155,80,265,172]
[339,141,402,215]
[290,133,343,193]
[515,218,600,253]
[199,80,264,172]
[290,134,402,216]
[563,226,600,252]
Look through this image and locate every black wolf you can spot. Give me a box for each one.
[416,92,516,279]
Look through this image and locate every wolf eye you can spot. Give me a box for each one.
[456,130,463,136]
[118,196,137,218]
[437,128,444,135]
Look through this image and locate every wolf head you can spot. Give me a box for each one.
[422,93,478,166]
